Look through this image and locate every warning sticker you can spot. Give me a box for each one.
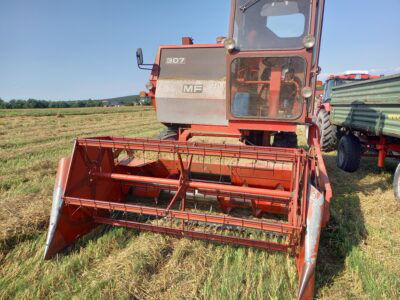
[388,114,400,120]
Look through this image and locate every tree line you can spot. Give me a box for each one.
[0,98,104,109]
[0,95,145,109]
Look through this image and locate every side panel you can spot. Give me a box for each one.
[330,74,400,138]
[331,74,400,105]
[156,47,228,126]
[331,105,400,138]
[44,139,122,259]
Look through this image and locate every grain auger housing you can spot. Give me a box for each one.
[44,1,331,299]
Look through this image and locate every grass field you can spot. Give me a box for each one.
[0,106,399,299]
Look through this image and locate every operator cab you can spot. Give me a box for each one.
[229,0,319,121]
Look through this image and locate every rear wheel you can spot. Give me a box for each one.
[394,163,400,202]
[337,134,362,172]
[317,109,337,152]
[158,128,178,141]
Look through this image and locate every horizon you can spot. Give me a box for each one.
[1,0,399,101]
[0,94,139,102]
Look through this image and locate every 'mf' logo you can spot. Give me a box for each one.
[183,84,203,93]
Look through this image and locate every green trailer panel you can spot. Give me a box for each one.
[330,74,400,138]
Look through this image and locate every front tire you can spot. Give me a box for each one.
[317,109,337,152]
[337,134,362,172]
[394,163,400,202]
[158,128,178,141]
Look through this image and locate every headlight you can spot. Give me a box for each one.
[223,38,236,51]
[303,35,316,49]
[301,87,313,98]
[146,81,153,90]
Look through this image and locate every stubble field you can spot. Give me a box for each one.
[0,106,399,299]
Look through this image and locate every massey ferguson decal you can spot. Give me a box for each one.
[183,84,203,93]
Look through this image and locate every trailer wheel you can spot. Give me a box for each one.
[317,109,337,152]
[158,128,178,141]
[337,134,362,173]
[394,163,400,202]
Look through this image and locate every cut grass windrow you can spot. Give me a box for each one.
[0,111,155,146]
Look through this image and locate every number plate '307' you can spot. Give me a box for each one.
[166,57,186,64]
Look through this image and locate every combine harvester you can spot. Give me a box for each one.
[44,1,331,299]
[317,73,400,200]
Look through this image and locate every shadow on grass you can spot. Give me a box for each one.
[315,155,368,293]
[0,220,48,261]
[315,153,397,295]
[61,221,141,259]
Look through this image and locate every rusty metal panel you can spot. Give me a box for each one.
[156,47,227,125]
[331,74,400,138]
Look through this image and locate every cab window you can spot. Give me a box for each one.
[230,56,306,120]
[234,0,312,50]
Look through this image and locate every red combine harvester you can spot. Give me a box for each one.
[44,1,331,299]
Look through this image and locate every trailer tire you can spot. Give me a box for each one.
[317,109,337,152]
[394,163,400,202]
[337,134,361,173]
[158,128,178,141]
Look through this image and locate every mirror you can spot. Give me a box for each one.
[136,48,154,70]
[261,1,299,17]
[136,48,144,66]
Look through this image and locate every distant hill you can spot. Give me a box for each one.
[100,95,141,104]
[0,95,150,109]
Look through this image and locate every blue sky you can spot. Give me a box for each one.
[0,0,399,101]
